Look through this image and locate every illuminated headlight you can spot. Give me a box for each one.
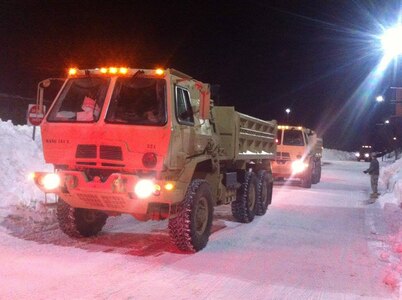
[42,173,61,190]
[355,153,360,157]
[291,160,308,174]
[134,179,156,199]
[364,153,370,158]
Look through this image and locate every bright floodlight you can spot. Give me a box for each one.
[385,119,390,124]
[376,95,384,102]
[285,108,291,114]
[381,25,402,58]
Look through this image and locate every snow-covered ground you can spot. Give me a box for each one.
[2,120,402,298]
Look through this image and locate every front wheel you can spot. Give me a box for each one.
[168,180,214,252]
[300,168,312,188]
[57,198,108,237]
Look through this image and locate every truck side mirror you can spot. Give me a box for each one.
[194,81,210,120]
[36,78,65,113]
[200,88,210,120]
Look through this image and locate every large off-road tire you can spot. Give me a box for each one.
[57,198,108,238]
[168,180,214,252]
[311,160,320,184]
[231,171,257,223]
[300,169,312,188]
[316,161,322,183]
[255,170,273,216]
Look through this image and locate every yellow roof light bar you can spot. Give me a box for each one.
[278,125,304,130]
[67,67,168,77]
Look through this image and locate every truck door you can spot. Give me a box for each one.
[173,86,196,158]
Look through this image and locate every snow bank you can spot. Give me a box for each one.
[322,148,356,161]
[0,119,51,208]
[380,158,402,206]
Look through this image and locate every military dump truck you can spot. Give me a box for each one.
[355,145,372,162]
[32,67,277,252]
[272,125,323,188]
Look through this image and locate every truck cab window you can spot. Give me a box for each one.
[47,77,109,122]
[105,77,167,126]
[283,129,304,146]
[175,87,194,125]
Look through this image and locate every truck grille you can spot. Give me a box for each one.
[76,145,97,158]
[276,152,290,160]
[75,144,124,162]
[100,145,123,161]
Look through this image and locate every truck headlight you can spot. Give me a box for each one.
[355,152,360,157]
[291,160,308,174]
[364,153,369,158]
[42,173,61,190]
[134,179,158,199]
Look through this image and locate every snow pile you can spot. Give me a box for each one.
[322,148,356,161]
[380,158,402,206]
[0,120,51,208]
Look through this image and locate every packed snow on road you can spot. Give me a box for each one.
[2,119,402,299]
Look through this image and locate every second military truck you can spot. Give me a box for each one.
[272,125,323,188]
[32,67,277,252]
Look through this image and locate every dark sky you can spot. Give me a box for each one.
[1,0,401,150]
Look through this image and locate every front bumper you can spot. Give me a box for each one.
[33,171,184,216]
[272,160,306,179]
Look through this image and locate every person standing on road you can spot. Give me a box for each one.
[363,152,379,198]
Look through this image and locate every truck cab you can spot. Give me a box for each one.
[272,125,322,188]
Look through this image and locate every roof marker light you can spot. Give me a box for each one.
[155,68,165,75]
[100,68,108,74]
[109,67,118,74]
[119,67,128,74]
[68,68,77,76]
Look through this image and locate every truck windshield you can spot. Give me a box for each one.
[105,77,166,126]
[47,77,110,122]
[283,129,304,146]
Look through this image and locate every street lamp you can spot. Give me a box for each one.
[385,119,390,124]
[376,95,384,102]
[381,25,402,59]
[285,108,291,122]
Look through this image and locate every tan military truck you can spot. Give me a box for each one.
[32,67,277,252]
[272,125,323,188]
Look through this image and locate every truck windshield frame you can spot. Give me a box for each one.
[283,129,305,146]
[47,77,110,123]
[105,77,167,126]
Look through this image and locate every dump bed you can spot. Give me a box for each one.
[213,106,277,160]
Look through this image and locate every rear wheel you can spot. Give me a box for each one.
[255,170,273,216]
[57,198,108,237]
[168,180,213,252]
[232,171,257,223]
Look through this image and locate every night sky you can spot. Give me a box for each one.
[1,0,401,150]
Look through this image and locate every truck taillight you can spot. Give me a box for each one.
[142,152,157,168]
